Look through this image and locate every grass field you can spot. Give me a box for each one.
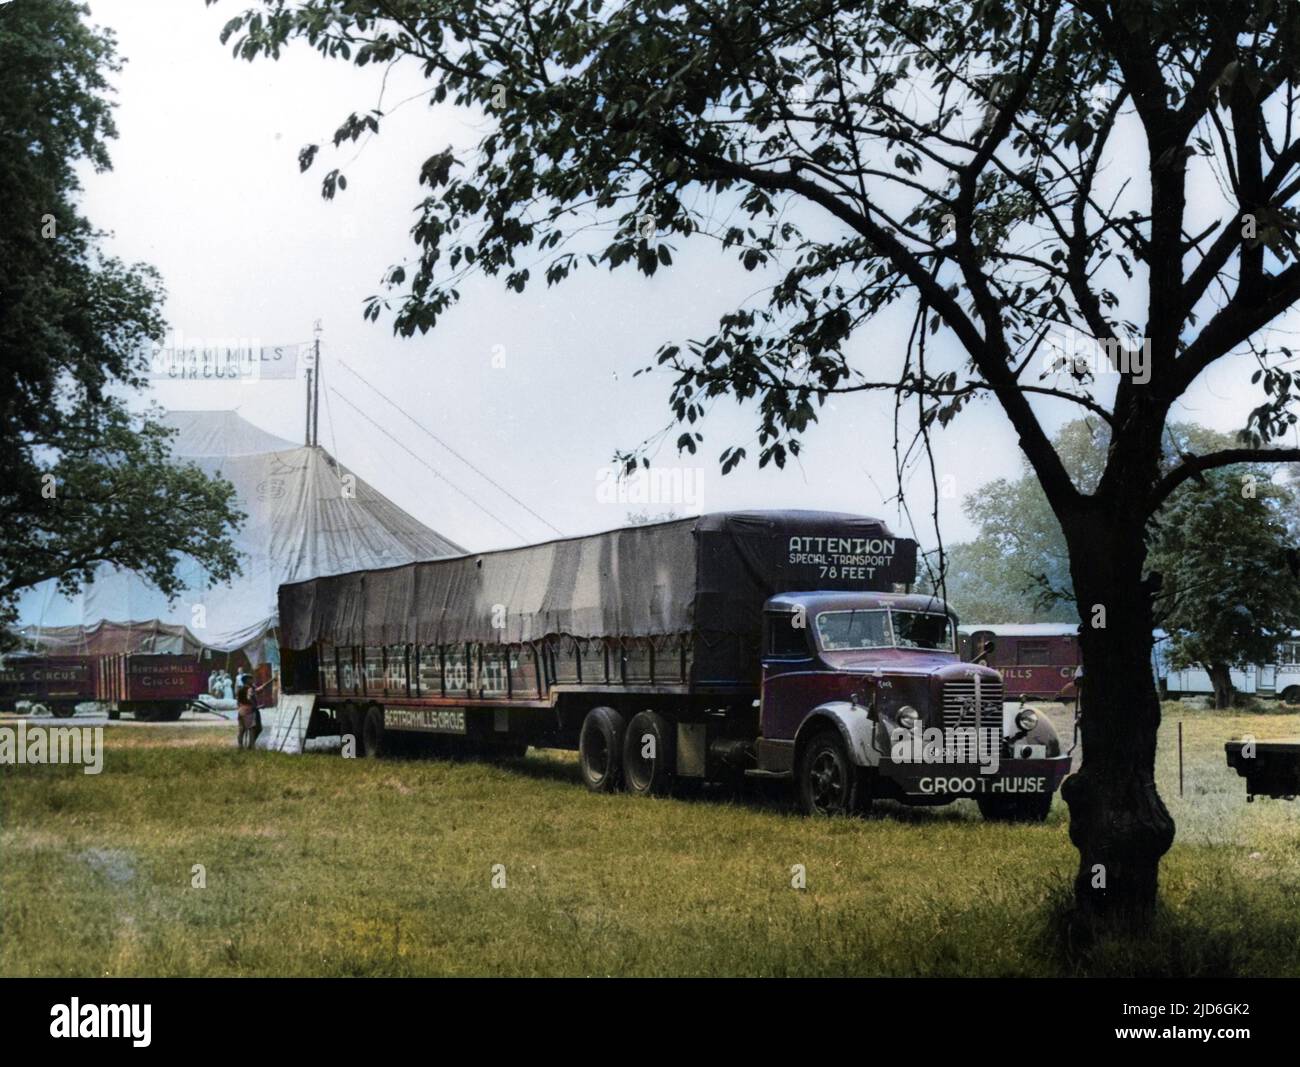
[2,703,1298,977]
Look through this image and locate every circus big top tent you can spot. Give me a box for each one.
[15,410,464,663]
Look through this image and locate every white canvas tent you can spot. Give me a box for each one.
[17,409,464,662]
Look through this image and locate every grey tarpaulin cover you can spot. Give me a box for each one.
[12,619,205,657]
[280,511,917,653]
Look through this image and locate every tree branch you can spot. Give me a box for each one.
[1147,447,1300,515]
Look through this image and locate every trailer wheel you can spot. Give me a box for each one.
[796,727,863,816]
[1282,686,1300,705]
[50,703,76,719]
[579,706,626,793]
[362,705,387,758]
[108,708,120,721]
[623,710,675,796]
[977,793,1052,823]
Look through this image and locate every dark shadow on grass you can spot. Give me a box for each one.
[1036,884,1287,977]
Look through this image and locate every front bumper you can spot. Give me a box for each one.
[877,755,1073,798]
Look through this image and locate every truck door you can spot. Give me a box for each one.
[759,611,817,741]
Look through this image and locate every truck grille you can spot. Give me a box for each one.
[941,676,1004,734]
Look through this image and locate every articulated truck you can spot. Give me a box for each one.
[278,511,1072,820]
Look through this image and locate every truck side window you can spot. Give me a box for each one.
[766,613,810,658]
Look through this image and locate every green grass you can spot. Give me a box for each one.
[2,703,1298,976]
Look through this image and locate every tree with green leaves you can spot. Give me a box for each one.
[941,419,1300,705]
[212,0,1300,928]
[1149,467,1300,708]
[0,0,244,638]
[940,420,1258,614]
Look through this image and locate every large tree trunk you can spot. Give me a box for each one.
[1059,516,1175,932]
[1205,663,1235,709]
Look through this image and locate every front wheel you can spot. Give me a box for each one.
[796,728,866,816]
[977,793,1052,823]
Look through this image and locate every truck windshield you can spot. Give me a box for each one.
[815,610,954,652]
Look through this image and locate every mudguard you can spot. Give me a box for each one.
[795,701,883,768]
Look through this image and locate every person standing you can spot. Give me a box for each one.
[235,670,270,749]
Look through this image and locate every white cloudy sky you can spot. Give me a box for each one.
[77,0,1291,556]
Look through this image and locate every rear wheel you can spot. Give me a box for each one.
[362,705,387,757]
[50,703,76,719]
[977,793,1052,823]
[623,710,675,796]
[1281,686,1300,704]
[796,727,864,816]
[579,706,626,793]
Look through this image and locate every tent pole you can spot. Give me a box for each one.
[312,328,322,447]
[305,368,313,446]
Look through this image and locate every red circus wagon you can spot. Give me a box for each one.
[959,623,1081,702]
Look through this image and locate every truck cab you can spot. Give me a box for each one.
[754,591,1073,820]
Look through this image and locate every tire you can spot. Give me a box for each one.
[579,706,626,793]
[977,793,1052,823]
[796,727,865,816]
[108,708,121,721]
[50,703,76,719]
[1281,686,1300,705]
[362,705,387,758]
[623,710,675,796]
[157,706,183,723]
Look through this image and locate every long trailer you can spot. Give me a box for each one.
[0,652,207,720]
[280,511,1072,819]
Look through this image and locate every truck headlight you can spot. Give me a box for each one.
[1015,708,1039,732]
[897,706,921,731]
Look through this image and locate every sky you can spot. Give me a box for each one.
[72,0,1297,561]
